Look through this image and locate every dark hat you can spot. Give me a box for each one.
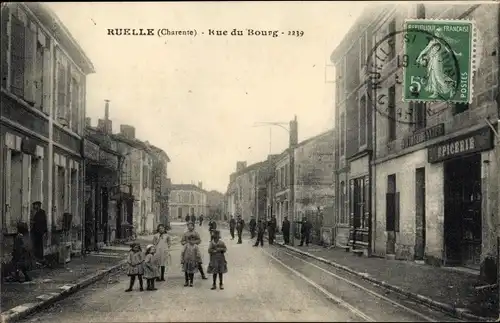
[32,201,42,206]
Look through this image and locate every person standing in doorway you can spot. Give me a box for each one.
[30,201,47,262]
[249,216,256,239]
[236,215,245,244]
[282,216,290,245]
[253,219,266,247]
[152,224,171,282]
[180,222,208,280]
[299,216,312,247]
[229,215,236,240]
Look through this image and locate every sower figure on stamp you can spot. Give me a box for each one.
[249,216,256,239]
[180,222,208,280]
[282,216,290,245]
[229,215,236,240]
[253,219,266,247]
[235,215,245,244]
[152,224,171,282]
[207,230,227,290]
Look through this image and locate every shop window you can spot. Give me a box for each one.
[9,151,23,228]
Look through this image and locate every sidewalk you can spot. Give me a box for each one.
[279,243,498,321]
[1,250,127,322]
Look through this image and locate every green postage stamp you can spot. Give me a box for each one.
[403,19,477,104]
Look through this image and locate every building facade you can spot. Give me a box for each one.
[207,190,224,221]
[150,145,171,227]
[1,3,94,261]
[169,183,207,220]
[294,130,336,245]
[368,3,499,281]
[114,125,155,234]
[331,5,383,254]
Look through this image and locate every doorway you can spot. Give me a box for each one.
[414,168,426,260]
[101,187,109,243]
[444,154,482,269]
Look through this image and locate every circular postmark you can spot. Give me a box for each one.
[365,27,462,125]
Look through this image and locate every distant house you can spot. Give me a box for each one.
[169,183,207,221]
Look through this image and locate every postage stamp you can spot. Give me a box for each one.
[403,19,477,104]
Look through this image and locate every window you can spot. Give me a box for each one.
[70,76,80,133]
[10,10,25,97]
[340,113,345,156]
[388,18,396,60]
[412,102,427,130]
[386,174,399,232]
[190,193,194,204]
[142,165,148,188]
[339,181,347,224]
[56,53,68,122]
[359,95,367,146]
[388,85,396,141]
[34,31,47,109]
[453,103,469,115]
[1,7,8,88]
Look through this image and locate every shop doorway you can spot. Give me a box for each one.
[444,154,482,269]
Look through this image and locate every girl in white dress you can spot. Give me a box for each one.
[152,224,171,282]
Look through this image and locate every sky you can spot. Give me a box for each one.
[46,1,366,193]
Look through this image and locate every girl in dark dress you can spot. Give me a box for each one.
[12,222,32,282]
[207,230,227,290]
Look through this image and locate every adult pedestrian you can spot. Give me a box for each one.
[299,216,312,247]
[236,215,245,244]
[185,214,190,223]
[199,214,204,226]
[30,201,47,262]
[180,222,208,280]
[253,219,266,247]
[229,215,236,240]
[152,224,171,282]
[267,216,277,245]
[190,214,197,224]
[208,218,217,242]
[249,216,256,239]
[282,216,290,245]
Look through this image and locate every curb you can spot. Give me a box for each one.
[277,243,494,322]
[1,259,127,323]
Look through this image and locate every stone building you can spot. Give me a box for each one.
[1,3,94,261]
[150,145,171,227]
[331,5,385,254]
[294,130,335,245]
[206,190,224,221]
[370,3,499,280]
[169,183,207,220]
[114,125,155,234]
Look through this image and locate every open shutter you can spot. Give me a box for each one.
[10,11,25,97]
[66,65,72,126]
[24,21,36,104]
[41,46,50,114]
[54,50,60,118]
[1,6,10,89]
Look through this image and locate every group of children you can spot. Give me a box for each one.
[125,221,228,292]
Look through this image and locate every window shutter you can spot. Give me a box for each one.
[42,47,50,114]
[24,21,36,103]
[395,192,400,232]
[54,52,60,117]
[5,149,13,233]
[1,6,10,89]
[66,65,72,124]
[10,12,25,97]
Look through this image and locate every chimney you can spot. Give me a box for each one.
[236,161,247,172]
[104,100,110,121]
[198,181,203,189]
[289,115,298,147]
[85,117,91,128]
[101,100,112,134]
[120,125,136,139]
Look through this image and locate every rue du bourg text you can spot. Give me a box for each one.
[107,28,304,38]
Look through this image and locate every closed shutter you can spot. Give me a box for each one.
[34,30,46,109]
[42,46,51,114]
[24,21,36,103]
[10,12,25,97]
[1,6,10,89]
[66,65,72,124]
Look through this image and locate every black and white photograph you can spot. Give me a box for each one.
[0,1,499,322]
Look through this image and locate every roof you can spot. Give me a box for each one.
[24,3,95,74]
[296,129,334,148]
[149,144,171,162]
[170,184,206,193]
[112,133,150,151]
[330,4,390,64]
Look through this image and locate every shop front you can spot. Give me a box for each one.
[427,126,496,270]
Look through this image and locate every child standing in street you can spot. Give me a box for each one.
[11,222,32,282]
[125,243,144,292]
[181,236,202,287]
[207,230,227,290]
[143,244,159,291]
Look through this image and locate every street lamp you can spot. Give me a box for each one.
[252,117,298,246]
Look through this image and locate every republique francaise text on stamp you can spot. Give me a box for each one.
[403,19,477,104]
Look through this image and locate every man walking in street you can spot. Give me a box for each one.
[229,215,236,240]
[253,219,266,247]
[299,216,312,247]
[208,217,217,242]
[267,216,277,245]
[190,213,197,224]
[199,214,204,226]
[249,216,256,239]
[282,216,290,245]
[185,214,190,223]
[30,201,47,263]
[236,215,245,244]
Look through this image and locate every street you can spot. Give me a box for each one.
[19,227,461,323]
